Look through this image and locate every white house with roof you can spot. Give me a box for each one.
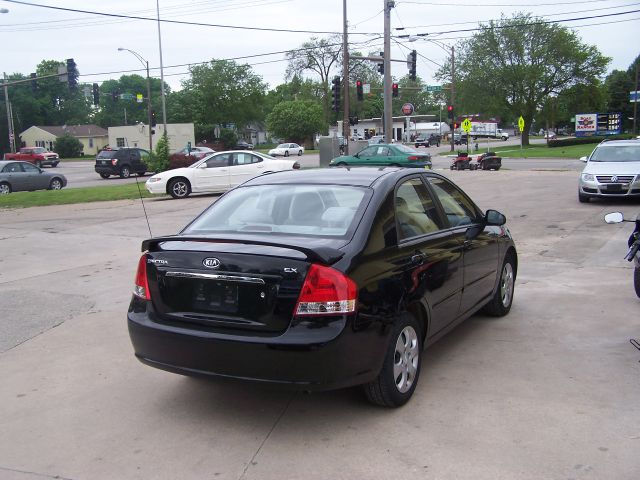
[20,124,109,156]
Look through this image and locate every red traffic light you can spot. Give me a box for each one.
[392,83,399,98]
[447,105,453,112]
[356,80,362,87]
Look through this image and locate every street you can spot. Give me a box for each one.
[1,165,639,479]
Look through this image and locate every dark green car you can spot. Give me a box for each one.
[330,144,432,169]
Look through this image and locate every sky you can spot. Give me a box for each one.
[0,0,638,94]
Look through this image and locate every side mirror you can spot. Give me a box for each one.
[580,156,588,162]
[485,209,506,226]
[199,163,207,169]
[604,212,624,224]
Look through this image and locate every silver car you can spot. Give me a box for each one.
[0,160,67,194]
[578,140,640,203]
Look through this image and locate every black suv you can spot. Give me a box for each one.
[414,134,440,148]
[95,148,150,179]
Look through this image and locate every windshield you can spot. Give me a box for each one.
[32,148,47,154]
[590,145,640,162]
[276,144,288,148]
[184,184,369,238]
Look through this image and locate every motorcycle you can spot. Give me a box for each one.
[604,212,640,298]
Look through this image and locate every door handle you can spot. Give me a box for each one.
[411,252,425,265]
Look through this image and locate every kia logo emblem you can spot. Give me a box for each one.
[203,258,221,269]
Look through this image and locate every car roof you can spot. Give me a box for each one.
[598,139,640,146]
[242,166,427,188]
[0,160,29,166]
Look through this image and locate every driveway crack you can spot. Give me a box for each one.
[0,466,76,480]
[238,392,297,480]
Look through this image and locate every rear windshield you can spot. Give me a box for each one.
[590,144,640,162]
[184,185,370,237]
[97,151,117,159]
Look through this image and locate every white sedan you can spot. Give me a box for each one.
[146,150,300,199]
[268,143,304,157]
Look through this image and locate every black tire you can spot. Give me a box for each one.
[336,162,347,167]
[634,266,640,299]
[390,163,402,167]
[364,313,422,408]
[450,165,454,170]
[297,150,303,156]
[168,178,191,199]
[138,171,146,177]
[52,162,59,167]
[36,161,42,168]
[119,165,131,178]
[578,192,590,203]
[49,178,63,190]
[483,252,516,317]
[99,173,110,179]
[284,150,290,157]
[0,181,11,195]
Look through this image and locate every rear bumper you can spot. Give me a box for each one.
[127,301,388,390]
[95,166,118,175]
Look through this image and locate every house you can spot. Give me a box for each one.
[19,125,109,156]
[107,123,195,152]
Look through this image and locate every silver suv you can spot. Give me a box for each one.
[578,140,640,202]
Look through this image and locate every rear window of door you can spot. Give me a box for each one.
[395,177,445,240]
[426,177,481,228]
[233,153,262,165]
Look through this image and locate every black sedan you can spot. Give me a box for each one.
[0,160,67,194]
[128,168,517,407]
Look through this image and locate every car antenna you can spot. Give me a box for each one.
[135,175,153,237]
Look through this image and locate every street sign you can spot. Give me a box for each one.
[630,90,639,103]
[120,93,134,100]
[422,85,442,92]
[518,116,525,132]
[401,103,415,116]
[363,83,371,94]
[461,118,472,133]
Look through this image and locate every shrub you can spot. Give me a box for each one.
[147,132,170,172]
[548,134,635,148]
[168,153,198,169]
[218,128,238,150]
[54,133,83,158]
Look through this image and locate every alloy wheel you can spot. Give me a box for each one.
[393,326,419,393]
[501,262,515,308]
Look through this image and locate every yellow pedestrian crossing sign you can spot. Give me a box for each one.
[518,116,525,132]
[461,118,472,133]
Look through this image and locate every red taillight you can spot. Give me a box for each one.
[111,159,118,166]
[133,254,151,300]
[292,162,301,170]
[407,155,420,161]
[295,264,357,316]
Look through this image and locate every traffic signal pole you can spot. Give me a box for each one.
[342,0,350,154]
[450,45,455,152]
[383,0,393,143]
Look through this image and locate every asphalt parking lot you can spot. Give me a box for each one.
[1,167,639,480]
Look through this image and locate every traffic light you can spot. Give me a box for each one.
[30,73,38,92]
[66,58,78,90]
[111,90,120,102]
[92,83,99,106]
[408,50,417,81]
[453,122,459,130]
[331,76,341,113]
[447,105,454,119]
[377,62,384,75]
[356,80,363,101]
[151,110,157,127]
[392,83,399,98]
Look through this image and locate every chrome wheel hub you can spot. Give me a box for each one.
[393,326,419,393]
[173,182,187,197]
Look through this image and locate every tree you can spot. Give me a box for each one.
[438,13,609,144]
[218,128,238,149]
[54,133,83,158]
[286,36,341,126]
[179,60,266,130]
[266,100,324,144]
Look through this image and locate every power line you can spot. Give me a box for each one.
[398,0,616,6]
[1,0,378,35]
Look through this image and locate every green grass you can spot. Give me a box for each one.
[488,143,596,158]
[0,182,161,209]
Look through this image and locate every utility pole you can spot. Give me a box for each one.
[634,62,638,135]
[342,0,350,154]
[156,0,168,132]
[450,46,455,152]
[383,0,394,143]
[3,73,15,153]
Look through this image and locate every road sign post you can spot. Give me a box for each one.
[518,116,525,151]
